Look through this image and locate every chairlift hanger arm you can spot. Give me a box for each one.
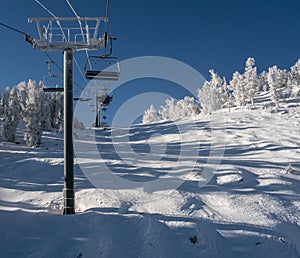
[103,34,117,58]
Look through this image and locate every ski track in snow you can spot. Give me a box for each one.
[1,99,300,257]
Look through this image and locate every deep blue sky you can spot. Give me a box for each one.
[0,0,300,125]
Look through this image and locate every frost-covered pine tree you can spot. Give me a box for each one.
[16,81,27,111]
[1,87,11,136]
[3,87,20,142]
[0,91,3,118]
[197,81,221,115]
[243,57,260,105]
[267,66,288,107]
[23,80,44,147]
[142,104,161,124]
[230,71,247,106]
[289,59,300,87]
[49,92,64,131]
[175,96,200,118]
[197,70,224,114]
[288,59,300,97]
[159,98,177,120]
[39,81,52,131]
[143,96,199,123]
[260,71,269,92]
[220,77,229,105]
[209,70,227,102]
[2,86,10,111]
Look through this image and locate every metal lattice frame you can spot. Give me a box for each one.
[28,17,107,51]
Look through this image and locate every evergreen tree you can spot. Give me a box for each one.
[142,105,161,124]
[159,98,176,120]
[0,91,3,118]
[230,71,246,106]
[16,81,27,110]
[49,92,64,131]
[229,58,260,106]
[3,87,20,142]
[176,96,200,118]
[260,71,269,91]
[220,77,229,105]
[288,59,300,97]
[267,66,288,107]
[244,57,260,106]
[39,81,52,131]
[290,59,300,87]
[23,80,44,147]
[197,70,224,114]
[2,86,10,110]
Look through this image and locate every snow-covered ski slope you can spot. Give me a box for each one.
[1,95,300,258]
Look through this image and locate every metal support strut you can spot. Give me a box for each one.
[63,48,75,215]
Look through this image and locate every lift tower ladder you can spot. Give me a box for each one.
[28,16,108,215]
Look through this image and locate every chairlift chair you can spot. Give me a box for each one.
[43,87,64,92]
[43,59,63,91]
[85,56,120,81]
[74,97,92,101]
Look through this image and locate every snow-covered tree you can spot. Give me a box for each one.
[243,57,260,105]
[267,66,288,107]
[3,87,20,142]
[175,96,200,118]
[230,58,260,107]
[289,59,300,87]
[16,81,27,111]
[142,96,200,124]
[142,104,161,124]
[39,81,52,131]
[260,71,269,92]
[49,92,64,131]
[220,76,229,105]
[23,80,44,147]
[197,70,225,114]
[230,71,246,106]
[287,59,300,97]
[229,58,261,106]
[0,92,2,118]
[2,86,10,110]
[197,81,221,114]
[159,98,177,120]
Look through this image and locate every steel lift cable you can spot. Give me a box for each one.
[0,20,84,92]
[34,0,67,42]
[65,0,92,70]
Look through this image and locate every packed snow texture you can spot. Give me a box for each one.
[1,94,300,257]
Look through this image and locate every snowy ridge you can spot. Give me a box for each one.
[1,98,300,257]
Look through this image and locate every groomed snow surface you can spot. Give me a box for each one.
[1,95,300,257]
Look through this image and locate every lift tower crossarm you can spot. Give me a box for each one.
[28,17,108,51]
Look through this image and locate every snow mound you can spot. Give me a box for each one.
[216,173,243,185]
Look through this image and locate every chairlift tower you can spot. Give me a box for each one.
[28,16,108,214]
